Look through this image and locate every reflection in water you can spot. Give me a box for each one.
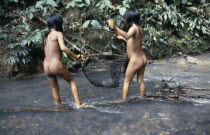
[0,55,210,134]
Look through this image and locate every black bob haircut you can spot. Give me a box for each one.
[45,13,63,37]
[124,8,140,26]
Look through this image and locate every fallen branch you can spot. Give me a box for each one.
[83,53,126,58]
[70,27,116,34]
[145,94,180,99]
[64,37,85,54]
[183,95,210,99]
[184,88,210,91]
[65,34,102,53]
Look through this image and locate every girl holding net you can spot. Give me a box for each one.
[108,8,147,100]
[43,13,86,108]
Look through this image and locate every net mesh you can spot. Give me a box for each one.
[82,55,127,88]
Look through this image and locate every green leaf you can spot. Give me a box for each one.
[164,13,167,21]
[12,0,19,2]
[191,18,197,30]
[35,1,44,8]
[46,0,57,7]
[91,20,101,28]
[124,4,130,8]
[84,0,90,5]
[167,12,172,20]
[201,26,207,34]
[111,44,117,49]
[22,40,28,46]
[116,5,122,10]
[22,58,26,64]
[77,3,85,7]
[83,20,91,27]
[123,0,127,5]
[189,21,193,29]
[66,1,76,8]
[28,13,33,20]
[43,7,47,15]
[195,33,199,37]
[103,26,110,31]
[76,0,83,2]
[180,22,184,27]
[181,0,187,4]
[119,7,126,16]
[99,3,105,9]
[21,50,26,56]
[7,43,20,48]
[24,24,30,31]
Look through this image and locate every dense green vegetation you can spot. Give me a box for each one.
[0,0,209,76]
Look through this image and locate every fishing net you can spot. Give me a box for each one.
[69,27,127,87]
[82,54,127,88]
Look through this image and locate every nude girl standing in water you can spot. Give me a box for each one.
[108,8,147,100]
[43,13,86,108]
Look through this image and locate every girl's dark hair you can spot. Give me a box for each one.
[45,13,63,37]
[124,8,140,27]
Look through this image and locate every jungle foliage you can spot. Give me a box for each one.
[0,0,209,72]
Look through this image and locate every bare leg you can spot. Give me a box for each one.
[137,66,146,95]
[47,75,61,104]
[57,66,86,107]
[122,61,137,100]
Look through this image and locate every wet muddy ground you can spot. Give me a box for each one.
[0,54,210,135]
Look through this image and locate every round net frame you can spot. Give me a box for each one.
[82,54,127,88]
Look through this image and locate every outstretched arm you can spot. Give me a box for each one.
[108,19,135,41]
[57,32,81,60]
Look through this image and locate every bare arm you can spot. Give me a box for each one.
[108,19,135,41]
[116,33,127,41]
[57,32,80,60]
[114,26,135,41]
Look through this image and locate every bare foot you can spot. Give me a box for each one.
[53,101,62,105]
[140,93,147,98]
[75,102,87,108]
[122,98,128,103]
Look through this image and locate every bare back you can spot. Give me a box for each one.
[44,31,62,62]
[126,24,144,59]
[44,31,65,75]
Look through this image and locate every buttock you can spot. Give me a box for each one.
[134,53,146,62]
[128,56,146,70]
[43,60,65,76]
[130,55,146,64]
[127,60,142,71]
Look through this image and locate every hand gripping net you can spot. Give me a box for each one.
[82,54,127,88]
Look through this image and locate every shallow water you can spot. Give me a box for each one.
[0,55,210,135]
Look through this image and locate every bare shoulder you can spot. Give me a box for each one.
[130,25,141,34]
[128,26,136,36]
[54,31,64,41]
[56,31,63,37]
[134,25,142,31]
[129,26,136,31]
